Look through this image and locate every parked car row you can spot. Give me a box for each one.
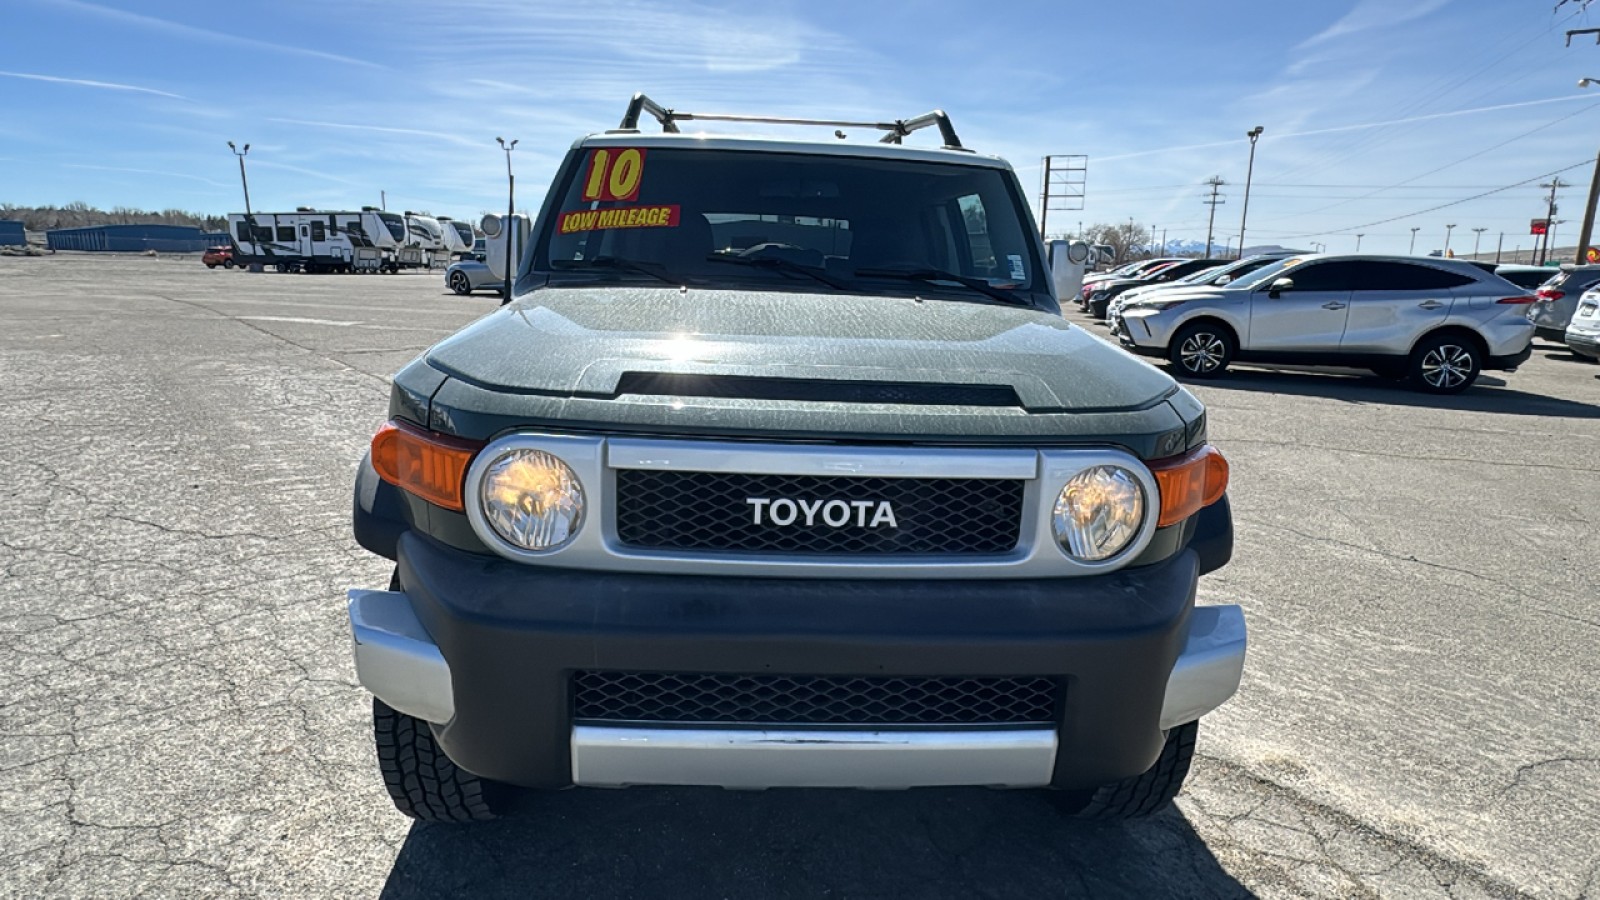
[1078,258,1232,319]
[1100,253,1537,394]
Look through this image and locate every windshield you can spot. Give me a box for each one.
[451,221,474,244]
[1173,265,1224,284]
[378,213,405,242]
[537,147,1043,304]
[1190,256,1275,285]
[1227,257,1304,290]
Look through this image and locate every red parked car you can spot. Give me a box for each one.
[202,246,236,269]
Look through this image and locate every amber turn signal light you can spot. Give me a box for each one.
[370,419,483,512]
[1150,445,1229,528]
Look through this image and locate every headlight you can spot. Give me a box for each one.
[479,449,585,551]
[1052,466,1145,561]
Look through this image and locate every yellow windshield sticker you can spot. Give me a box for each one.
[558,204,681,234]
[580,148,645,202]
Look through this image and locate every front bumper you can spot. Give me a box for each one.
[348,531,1246,791]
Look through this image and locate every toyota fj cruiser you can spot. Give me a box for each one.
[347,95,1246,822]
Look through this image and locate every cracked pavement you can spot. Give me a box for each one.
[1,254,1595,898]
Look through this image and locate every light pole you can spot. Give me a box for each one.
[1409,226,1420,255]
[1237,126,1264,259]
[1471,227,1487,258]
[496,137,518,304]
[1355,233,1365,252]
[1444,223,1456,255]
[1224,234,1239,257]
[227,141,259,269]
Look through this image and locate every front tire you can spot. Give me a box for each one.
[1409,333,1481,394]
[1063,720,1198,820]
[1168,322,1235,378]
[449,271,472,295]
[373,699,503,823]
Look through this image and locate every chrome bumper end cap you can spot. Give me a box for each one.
[1161,603,1247,729]
[347,588,455,724]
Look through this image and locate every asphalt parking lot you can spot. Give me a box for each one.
[1,254,1596,899]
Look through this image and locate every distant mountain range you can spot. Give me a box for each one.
[1148,239,1310,257]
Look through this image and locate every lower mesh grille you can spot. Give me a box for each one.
[571,671,1060,725]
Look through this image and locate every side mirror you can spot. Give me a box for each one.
[1268,276,1294,297]
[1216,275,1232,285]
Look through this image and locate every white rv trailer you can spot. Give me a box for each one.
[229,208,409,273]
[401,212,450,269]
[437,216,477,258]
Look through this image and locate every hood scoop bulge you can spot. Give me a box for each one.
[612,372,1023,407]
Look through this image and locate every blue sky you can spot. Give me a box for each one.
[3,0,1600,255]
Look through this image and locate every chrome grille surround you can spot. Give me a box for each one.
[462,434,1161,579]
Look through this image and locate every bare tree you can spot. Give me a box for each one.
[1079,221,1153,263]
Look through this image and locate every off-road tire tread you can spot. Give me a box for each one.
[1072,720,1198,820]
[373,698,499,822]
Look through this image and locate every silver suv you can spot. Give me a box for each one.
[1112,254,1536,393]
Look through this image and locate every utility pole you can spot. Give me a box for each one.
[1237,126,1264,259]
[1160,228,1167,256]
[1537,178,1567,264]
[1444,223,1456,255]
[1495,232,1504,263]
[1409,226,1420,255]
[1355,233,1365,252]
[496,137,518,303]
[380,190,387,211]
[1578,145,1600,265]
[1202,176,1226,258]
[1471,227,1487,259]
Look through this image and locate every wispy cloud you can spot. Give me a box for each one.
[266,117,485,150]
[61,163,227,188]
[1097,94,1599,164]
[249,159,361,186]
[44,0,382,69]
[1298,0,1451,48]
[0,70,188,100]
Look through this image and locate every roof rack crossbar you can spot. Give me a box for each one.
[612,93,968,151]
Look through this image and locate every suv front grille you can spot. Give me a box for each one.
[613,470,1024,555]
[571,671,1060,725]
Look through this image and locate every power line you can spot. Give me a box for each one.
[1254,98,1600,225]
[1265,159,1593,241]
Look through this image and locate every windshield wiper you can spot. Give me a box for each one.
[853,266,1030,307]
[706,254,847,290]
[551,256,681,286]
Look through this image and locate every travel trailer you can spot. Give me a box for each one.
[229,208,407,273]
[437,216,477,258]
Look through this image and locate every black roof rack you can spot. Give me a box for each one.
[611,93,970,152]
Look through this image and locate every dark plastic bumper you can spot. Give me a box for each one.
[1486,341,1534,371]
[393,530,1205,791]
